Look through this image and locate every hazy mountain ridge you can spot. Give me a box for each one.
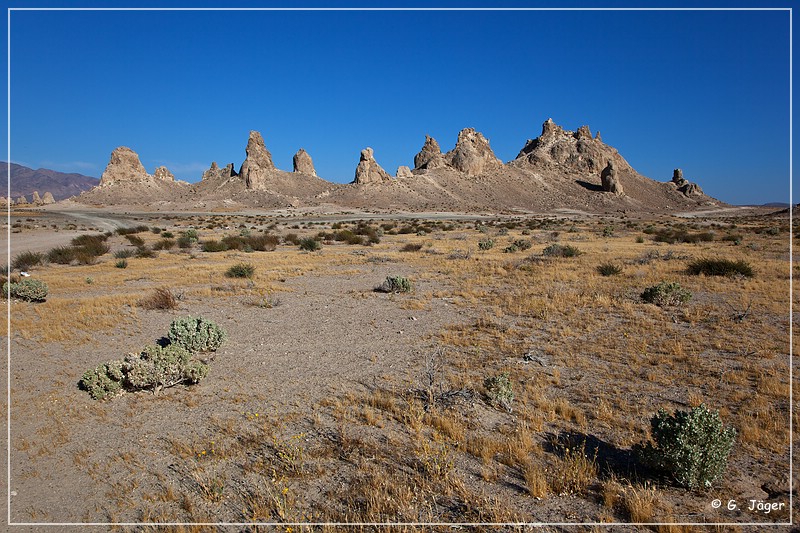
[3,162,99,202]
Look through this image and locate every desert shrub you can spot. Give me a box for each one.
[114,249,135,259]
[596,262,623,276]
[478,238,495,251]
[115,259,128,269]
[125,234,145,247]
[299,238,321,252]
[135,246,156,259]
[283,233,300,245]
[4,279,48,302]
[202,239,228,253]
[12,251,44,270]
[152,238,176,251]
[686,258,754,278]
[653,229,714,244]
[226,263,255,279]
[123,344,208,393]
[376,275,412,293]
[641,282,692,307]
[542,243,581,257]
[47,246,77,264]
[138,287,179,310]
[721,234,743,245]
[513,239,532,251]
[250,234,279,251]
[79,360,125,400]
[503,244,519,253]
[71,234,108,247]
[161,231,174,239]
[177,235,194,249]
[484,372,513,411]
[168,316,227,353]
[151,227,162,234]
[635,404,736,489]
[400,243,423,252]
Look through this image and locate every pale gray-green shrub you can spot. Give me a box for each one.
[484,372,514,412]
[168,316,227,352]
[4,279,48,301]
[80,360,125,400]
[123,344,208,392]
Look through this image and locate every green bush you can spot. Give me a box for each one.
[168,316,227,353]
[47,246,77,264]
[4,279,48,301]
[202,239,228,252]
[123,344,208,392]
[478,238,495,251]
[542,243,581,257]
[152,238,176,251]
[12,251,44,270]
[225,263,255,279]
[641,282,692,307]
[484,372,514,412]
[114,249,135,259]
[80,360,125,400]
[124,234,145,247]
[686,258,754,278]
[299,238,321,252]
[115,259,128,269]
[376,275,412,293]
[596,262,623,276]
[635,404,736,489]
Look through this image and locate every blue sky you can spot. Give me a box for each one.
[3,4,793,205]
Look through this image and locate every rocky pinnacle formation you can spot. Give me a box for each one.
[239,131,276,190]
[293,149,317,176]
[444,128,503,176]
[396,166,413,178]
[99,147,150,187]
[671,168,704,196]
[413,135,446,171]
[353,147,392,184]
[42,191,55,204]
[153,166,175,182]
[31,191,42,204]
[600,160,625,196]
[201,162,237,183]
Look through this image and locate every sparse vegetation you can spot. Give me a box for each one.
[4,278,48,301]
[138,287,179,310]
[687,257,754,278]
[225,263,255,279]
[596,262,622,276]
[641,281,692,307]
[12,251,44,270]
[542,243,581,257]
[168,316,227,353]
[376,275,413,293]
[483,372,513,411]
[299,237,321,252]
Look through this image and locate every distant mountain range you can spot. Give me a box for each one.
[2,162,99,202]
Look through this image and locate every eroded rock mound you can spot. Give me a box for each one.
[513,118,629,175]
[600,161,624,196]
[396,166,413,178]
[31,191,42,204]
[353,148,392,185]
[239,131,276,190]
[201,162,237,183]
[444,128,503,176]
[99,147,150,187]
[413,135,446,171]
[154,166,175,182]
[42,191,55,204]
[293,149,317,176]
[671,169,704,197]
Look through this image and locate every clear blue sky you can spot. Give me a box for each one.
[3,3,793,205]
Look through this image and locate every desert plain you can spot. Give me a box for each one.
[0,200,794,532]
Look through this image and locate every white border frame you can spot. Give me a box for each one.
[5,5,794,528]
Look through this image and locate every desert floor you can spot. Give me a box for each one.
[1,205,795,532]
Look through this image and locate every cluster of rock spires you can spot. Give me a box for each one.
[1,190,56,206]
[76,118,720,212]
